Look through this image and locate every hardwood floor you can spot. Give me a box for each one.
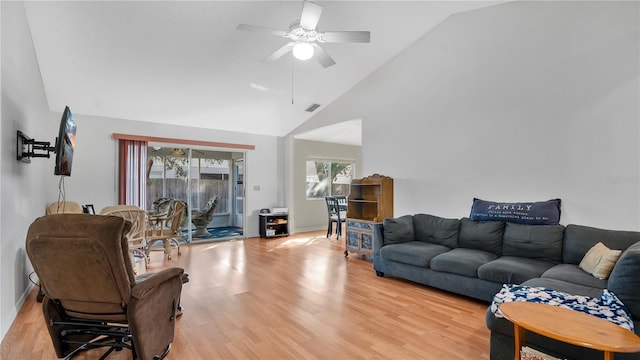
[1,231,491,359]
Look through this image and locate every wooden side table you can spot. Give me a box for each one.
[499,301,640,360]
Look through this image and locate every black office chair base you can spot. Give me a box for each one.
[55,319,133,360]
[56,318,173,360]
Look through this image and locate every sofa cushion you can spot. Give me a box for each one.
[541,264,608,289]
[430,248,498,278]
[478,256,555,284]
[379,241,450,268]
[413,214,459,248]
[469,198,561,225]
[563,224,640,265]
[458,218,505,256]
[383,215,415,245]
[608,241,640,319]
[579,242,621,279]
[502,223,564,263]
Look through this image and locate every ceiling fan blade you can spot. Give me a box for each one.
[322,31,371,43]
[299,1,323,30]
[311,43,336,68]
[237,24,287,37]
[261,42,295,63]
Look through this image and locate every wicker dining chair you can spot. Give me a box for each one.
[146,200,185,260]
[100,206,149,270]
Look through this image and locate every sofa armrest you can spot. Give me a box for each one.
[373,223,385,256]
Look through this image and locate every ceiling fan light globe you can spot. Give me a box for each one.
[292,42,314,60]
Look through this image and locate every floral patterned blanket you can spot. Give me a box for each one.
[491,284,635,331]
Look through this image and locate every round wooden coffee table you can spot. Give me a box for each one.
[499,301,640,360]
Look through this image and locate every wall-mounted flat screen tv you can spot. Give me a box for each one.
[54,106,77,176]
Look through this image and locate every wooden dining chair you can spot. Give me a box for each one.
[325,196,346,239]
[335,195,348,238]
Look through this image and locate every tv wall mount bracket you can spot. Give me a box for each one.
[17,130,55,163]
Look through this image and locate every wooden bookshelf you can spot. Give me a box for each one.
[346,174,393,222]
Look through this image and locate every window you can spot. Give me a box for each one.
[306,160,354,199]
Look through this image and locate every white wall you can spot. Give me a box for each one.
[47,113,283,238]
[292,139,361,232]
[298,1,640,231]
[1,1,54,340]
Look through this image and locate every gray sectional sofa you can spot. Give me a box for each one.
[372,214,640,360]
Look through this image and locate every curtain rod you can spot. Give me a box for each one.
[111,133,255,150]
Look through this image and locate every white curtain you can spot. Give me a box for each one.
[118,139,147,207]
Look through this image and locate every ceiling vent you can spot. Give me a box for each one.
[305,103,321,112]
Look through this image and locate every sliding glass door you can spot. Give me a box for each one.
[146,146,244,242]
[147,148,189,209]
[234,158,244,227]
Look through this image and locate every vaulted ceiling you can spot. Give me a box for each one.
[24,1,498,144]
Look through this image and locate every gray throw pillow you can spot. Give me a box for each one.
[413,214,459,248]
[383,215,415,245]
[458,218,505,256]
[502,222,564,263]
[608,241,640,319]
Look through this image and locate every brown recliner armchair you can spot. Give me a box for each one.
[26,214,185,359]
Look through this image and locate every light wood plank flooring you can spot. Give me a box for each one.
[1,231,491,359]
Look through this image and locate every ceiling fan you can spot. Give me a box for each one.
[237,1,370,68]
